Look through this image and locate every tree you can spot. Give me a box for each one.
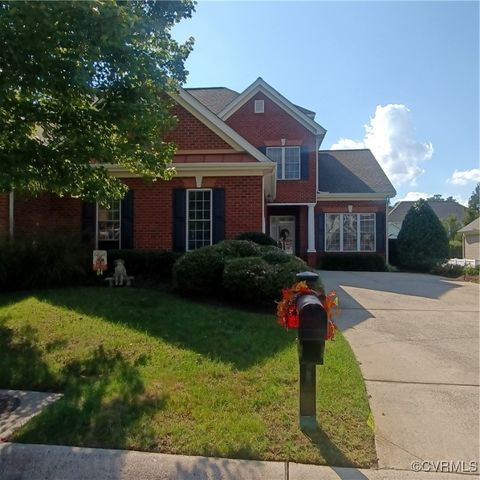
[397,199,449,271]
[441,214,462,241]
[464,183,480,224]
[426,194,457,202]
[0,1,195,202]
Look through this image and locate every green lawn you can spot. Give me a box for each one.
[0,287,376,467]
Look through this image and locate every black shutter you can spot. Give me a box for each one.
[316,213,325,252]
[121,190,134,249]
[300,145,309,180]
[376,212,386,253]
[173,189,186,252]
[82,202,96,246]
[212,188,225,244]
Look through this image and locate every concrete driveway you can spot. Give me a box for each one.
[321,271,480,473]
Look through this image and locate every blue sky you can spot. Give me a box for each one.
[173,1,479,205]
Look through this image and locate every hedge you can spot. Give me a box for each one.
[235,231,278,246]
[318,254,388,272]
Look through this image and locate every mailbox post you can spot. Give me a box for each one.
[296,271,328,431]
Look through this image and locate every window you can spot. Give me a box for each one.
[325,213,376,252]
[97,201,121,249]
[266,146,300,180]
[254,99,264,113]
[187,189,212,250]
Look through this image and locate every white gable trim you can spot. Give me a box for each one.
[170,88,273,164]
[218,78,327,136]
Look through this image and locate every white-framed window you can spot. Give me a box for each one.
[254,99,264,113]
[325,213,376,252]
[97,200,121,249]
[266,146,301,180]
[187,189,212,251]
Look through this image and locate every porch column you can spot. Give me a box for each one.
[307,204,316,253]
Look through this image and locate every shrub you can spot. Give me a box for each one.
[388,239,399,266]
[464,265,480,276]
[214,240,260,258]
[222,257,277,304]
[235,231,278,246]
[0,233,89,290]
[260,248,292,265]
[429,263,464,278]
[107,250,182,282]
[397,199,449,271]
[319,254,388,272]
[172,246,226,296]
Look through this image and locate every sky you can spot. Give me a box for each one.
[173,1,479,205]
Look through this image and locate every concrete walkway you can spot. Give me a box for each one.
[0,442,476,479]
[321,271,480,472]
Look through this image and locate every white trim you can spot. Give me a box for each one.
[195,175,203,188]
[324,213,376,253]
[186,189,213,251]
[266,146,301,180]
[171,88,274,164]
[254,99,264,113]
[218,78,326,135]
[307,204,316,253]
[9,191,14,239]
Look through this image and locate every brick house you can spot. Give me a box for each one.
[0,78,396,266]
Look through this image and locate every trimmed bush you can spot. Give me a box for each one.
[464,265,480,276]
[388,239,399,266]
[318,254,388,272]
[397,199,449,271]
[0,233,89,290]
[172,246,226,295]
[260,249,292,265]
[429,263,464,278]
[223,257,276,303]
[214,240,260,258]
[107,249,182,282]
[235,231,278,246]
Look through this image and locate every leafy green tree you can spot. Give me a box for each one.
[464,183,480,224]
[397,199,449,271]
[0,0,195,202]
[441,214,462,241]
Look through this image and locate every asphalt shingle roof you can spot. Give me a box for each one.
[186,87,240,114]
[458,217,479,233]
[389,200,467,223]
[318,149,396,195]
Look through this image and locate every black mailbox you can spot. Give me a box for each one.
[297,294,328,365]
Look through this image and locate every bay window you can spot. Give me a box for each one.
[266,146,300,180]
[325,213,376,252]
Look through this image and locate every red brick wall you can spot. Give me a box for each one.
[167,103,232,151]
[226,92,317,203]
[124,176,263,250]
[14,193,82,236]
[0,193,9,236]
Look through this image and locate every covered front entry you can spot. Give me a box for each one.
[270,215,296,254]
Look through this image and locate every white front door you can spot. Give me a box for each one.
[270,215,295,254]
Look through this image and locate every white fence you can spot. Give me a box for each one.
[447,258,480,267]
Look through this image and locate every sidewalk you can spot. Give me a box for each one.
[0,442,477,480]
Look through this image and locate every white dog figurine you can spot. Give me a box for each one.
[113,259,129,286]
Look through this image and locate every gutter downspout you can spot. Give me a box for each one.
[9,190,14,239]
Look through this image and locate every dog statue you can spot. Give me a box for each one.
[113,259,129,286]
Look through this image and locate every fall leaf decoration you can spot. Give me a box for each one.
[276,281,338,340]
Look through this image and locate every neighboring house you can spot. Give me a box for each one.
[458,217,480,260]
[388,200,466,239]
[0,78,396,266]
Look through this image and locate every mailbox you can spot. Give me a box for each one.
[297,294,328,365]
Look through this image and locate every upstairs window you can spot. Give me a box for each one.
[254,99,264,113]
[266,146,300,180]
[97,201,121,249]
[325,213,376,252]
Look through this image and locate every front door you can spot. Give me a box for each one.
[270,215,296,254]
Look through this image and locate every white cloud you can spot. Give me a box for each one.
[331,104,433,187]
[395,191,432,202]
[447,168,480,186]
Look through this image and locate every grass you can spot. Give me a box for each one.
[0,287,376,467]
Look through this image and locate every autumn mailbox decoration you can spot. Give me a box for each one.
[277,271,339,431]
